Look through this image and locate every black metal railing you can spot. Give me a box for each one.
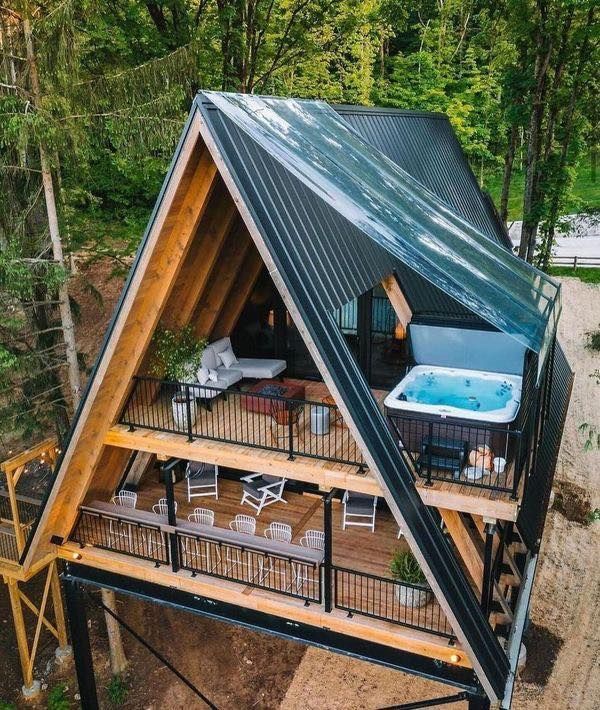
[332,566,454,638]
[120,376,366,470]
[387,413,526,496]
[176,530,321,603]
[69,505,457,639]
[71,508,170,567]
[0,490,41,526]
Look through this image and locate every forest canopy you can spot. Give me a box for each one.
[0,0,598,441]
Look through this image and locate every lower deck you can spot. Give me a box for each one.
[66,473,467,665]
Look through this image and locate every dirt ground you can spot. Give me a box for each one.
[1,275,598,709]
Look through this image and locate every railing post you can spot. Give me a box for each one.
[185,384,193,442]
[287,400,295,461]
[425,421,433,486]
[511,432,522,500]
[323,489,335,612]
[162,461,180,573]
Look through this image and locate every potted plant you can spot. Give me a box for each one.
[389,549,430,608]
[150,326,207,430]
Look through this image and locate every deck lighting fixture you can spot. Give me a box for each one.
[72,552,82,560]
[449,653,461,664]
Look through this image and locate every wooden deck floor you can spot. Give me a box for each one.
[135,474,404,578]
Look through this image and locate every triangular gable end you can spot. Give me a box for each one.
[24,97,510,703]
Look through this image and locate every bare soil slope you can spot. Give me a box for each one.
[281,277,600,710]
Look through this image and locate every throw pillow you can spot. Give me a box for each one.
[218,347,238,369]
[197,366,210,386]
[208,369,219,383]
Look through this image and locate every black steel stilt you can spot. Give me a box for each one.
[63,578,99,710]
[467,693,491,710]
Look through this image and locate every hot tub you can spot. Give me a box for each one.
[384,365,522,424]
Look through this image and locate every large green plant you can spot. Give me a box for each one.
[150,326,207,382]
[389,549,428,586]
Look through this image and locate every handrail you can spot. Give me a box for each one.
[120,375,366,470]
[332,564,454,638]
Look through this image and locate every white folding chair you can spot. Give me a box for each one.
[186,461,219,501]
[240,473,287,515]
[342,490,377,532]
[226,514,257,575]
[295,529,324,594]
[261,522,293,584]
[183,508,219,572]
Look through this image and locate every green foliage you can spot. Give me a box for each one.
[106,675,129,706]
[578,423,600,452]
[150,326,207,382]
[0,702,17,710]
[586,508,600,524]
[47,683,70,710]
[389,549,427,585]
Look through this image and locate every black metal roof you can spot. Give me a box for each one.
[196,94,510,700]
[335,105,512,250]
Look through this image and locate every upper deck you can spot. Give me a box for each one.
[108,376,523,521]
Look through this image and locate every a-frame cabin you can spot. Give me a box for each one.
[11,93,573,708]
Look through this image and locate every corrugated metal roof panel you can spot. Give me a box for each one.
[335,106,512,249]
[197,95,511,699]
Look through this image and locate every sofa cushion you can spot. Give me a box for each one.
[215,367,242,387]
[200,347,218,371]
[197,366,210,385]
[236,358,286,379]
[218,347,238,369]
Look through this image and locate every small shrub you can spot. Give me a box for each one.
[150,325,207,382]
[0,701,17,710]
[106,675,128,706]
[389,549,427,586]
[47,683,70,710]
[585,328,600,352]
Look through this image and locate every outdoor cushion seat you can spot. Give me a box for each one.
[202,337,286,381]
[235,357,286,380]
[345,492,376,515]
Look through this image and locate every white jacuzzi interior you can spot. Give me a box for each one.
[384,324,526,424]
[384,365,522,423]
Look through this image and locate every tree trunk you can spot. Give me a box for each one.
[519,6,553,263]
[23,15,81,409]
[500,125,518,224]
[101,589,128,676]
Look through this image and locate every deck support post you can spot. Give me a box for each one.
[63,578,99,710]
[6,578,40,697]
[323,489,335,612]
[162,460,180,573]
[481,522,496,618]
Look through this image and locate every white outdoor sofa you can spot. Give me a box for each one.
[191,337,286,403]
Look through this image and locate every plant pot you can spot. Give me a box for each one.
[172,394,197,430]
[395,582,430,608]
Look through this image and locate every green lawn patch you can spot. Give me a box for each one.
[549,267,600,284]
[483,156,600,221]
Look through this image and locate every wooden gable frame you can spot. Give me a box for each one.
[22,99,510,704]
